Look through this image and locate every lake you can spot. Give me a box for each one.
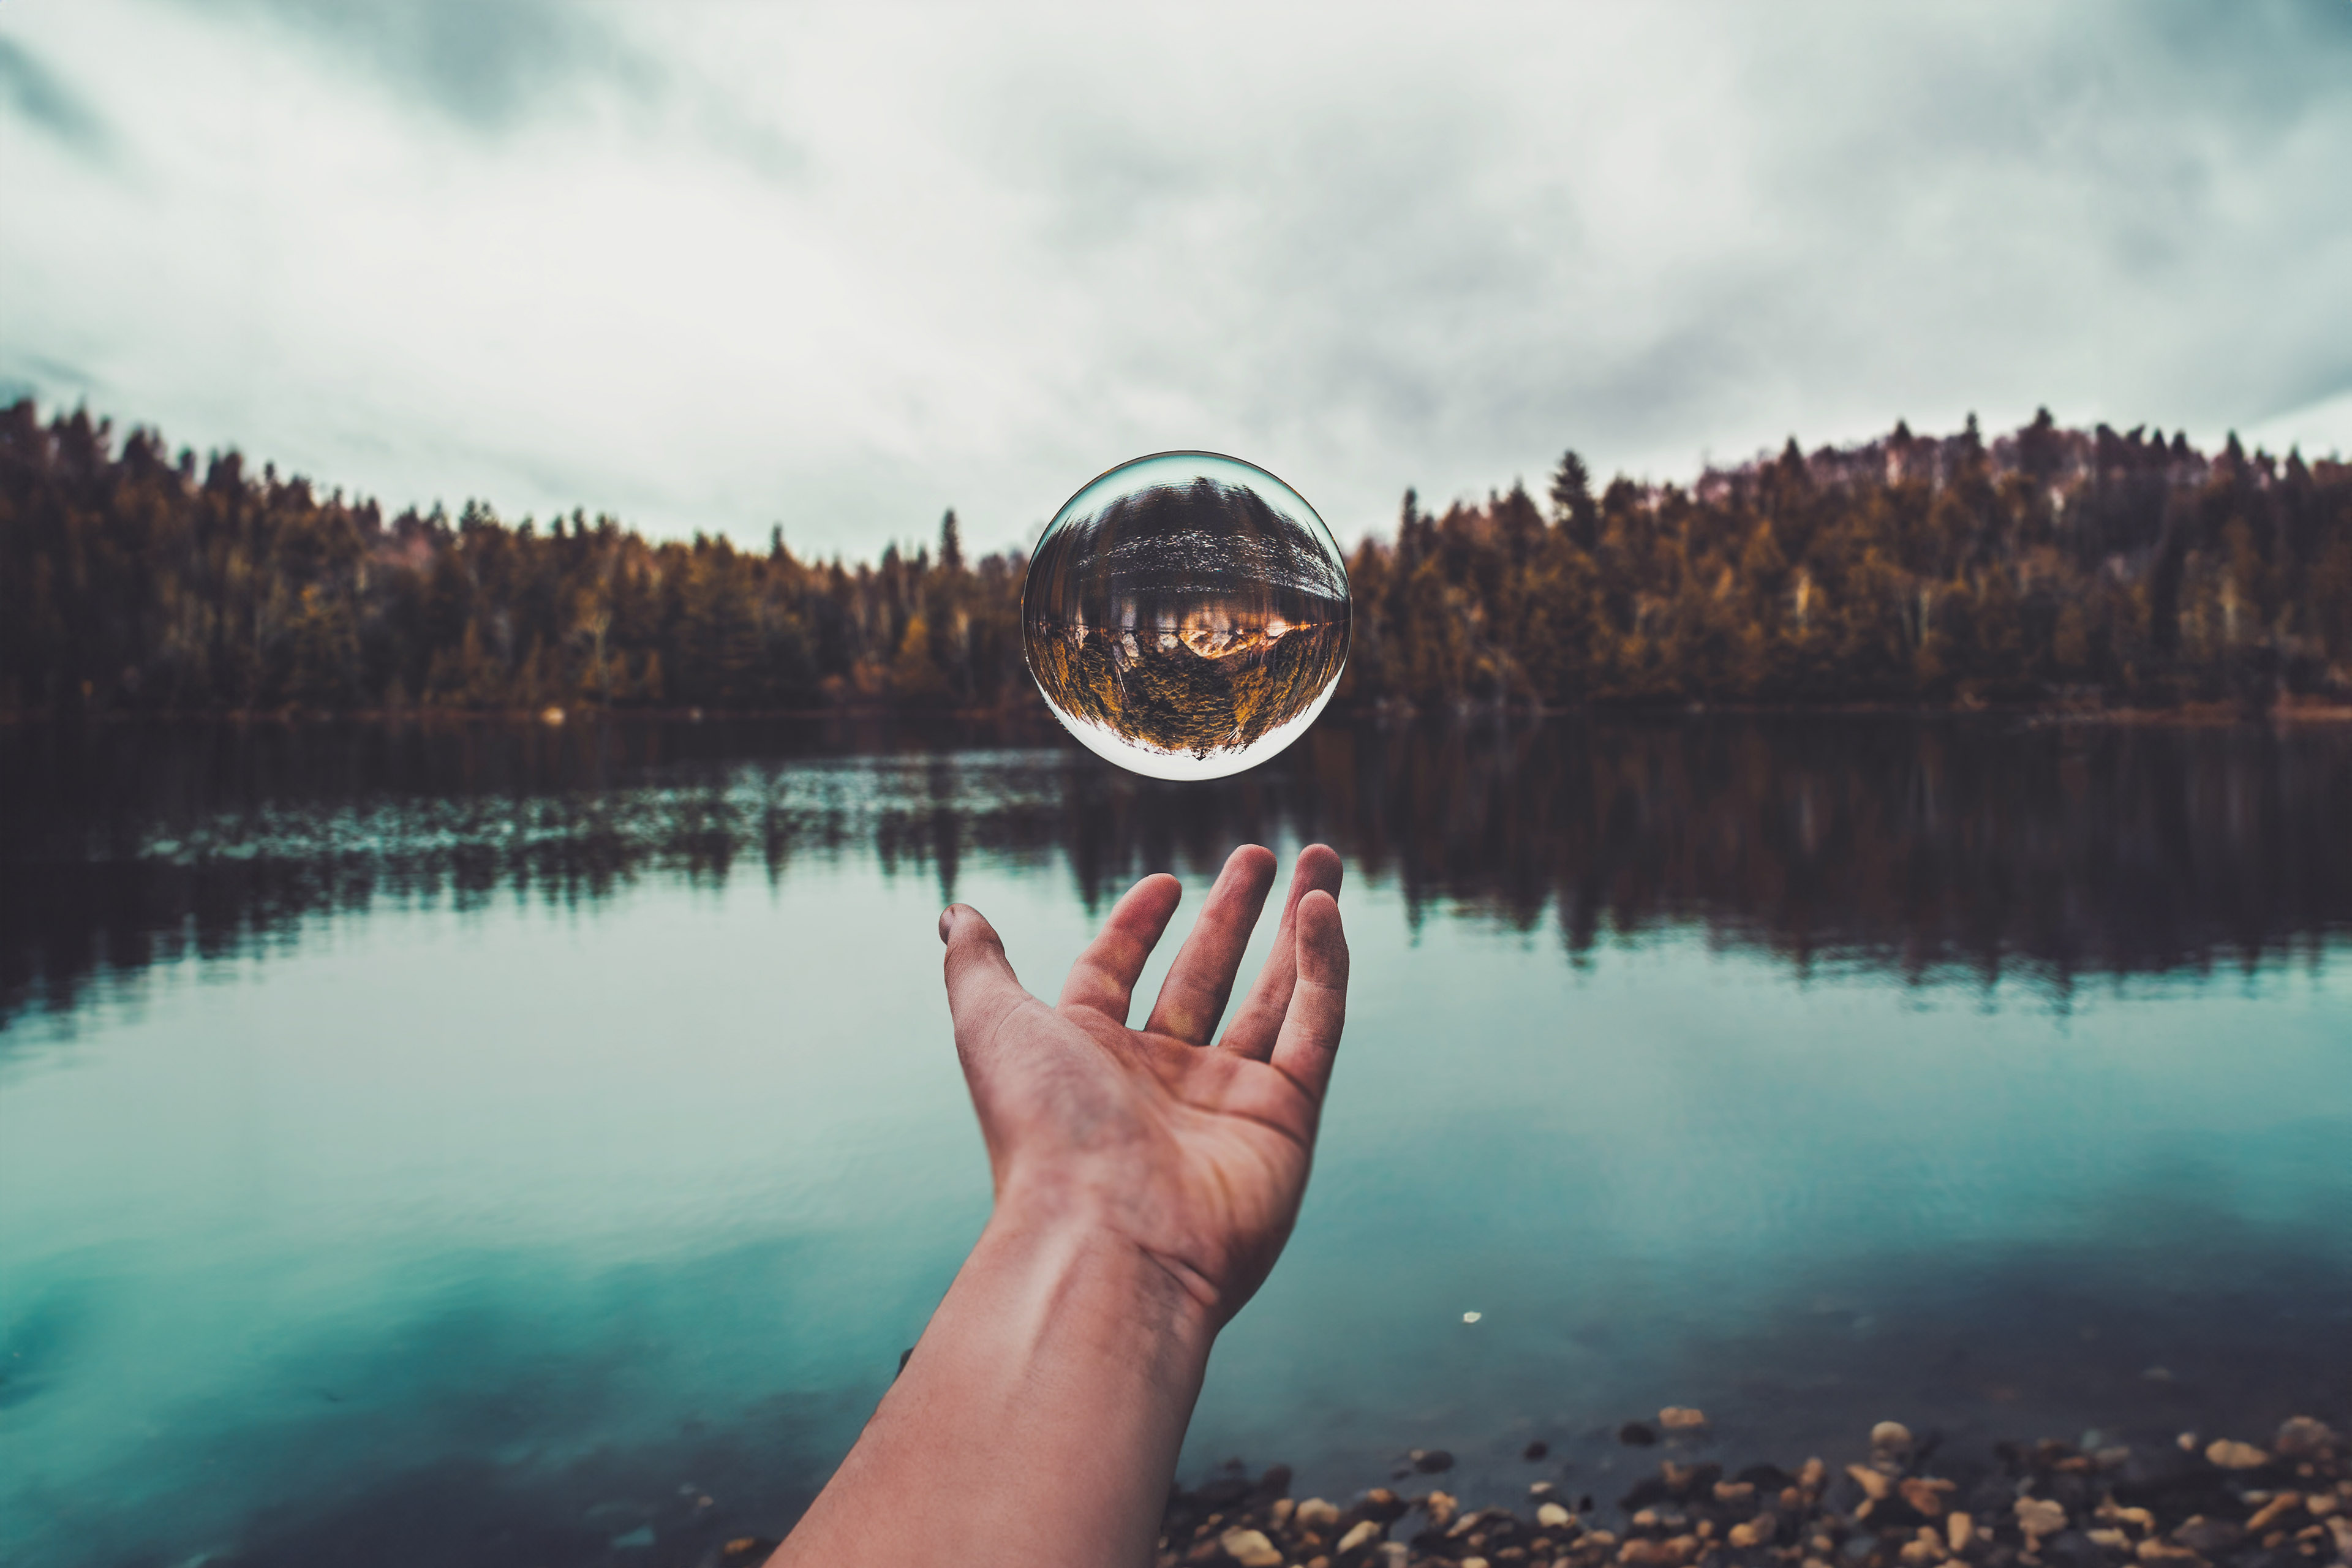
[2,714,2348,1567]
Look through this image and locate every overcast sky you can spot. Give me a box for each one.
[4,2,2350,557]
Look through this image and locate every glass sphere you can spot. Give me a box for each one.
[1022,452,1351,780]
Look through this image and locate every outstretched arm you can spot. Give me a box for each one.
[772,843,1349,1568]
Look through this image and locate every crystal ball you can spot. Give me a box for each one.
[1022,451,1352,780]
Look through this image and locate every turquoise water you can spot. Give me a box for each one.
[2,718,2347,1565]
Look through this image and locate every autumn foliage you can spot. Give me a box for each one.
[3,400,2347,717]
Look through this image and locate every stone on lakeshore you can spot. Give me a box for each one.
[1527,1439,1553,1460]
[2204,1440,2269,1471]
[1900,1537,1946,1567]
[1335,1518,1381,1554]
[2277,1418,2340,1460]
[1413,1449,1457,1474]
[1219,1526,1283,1567]
[1728,1516,1776,1548]
[1297,1497,1340,1529]
[1799,1459,1828,1493]
[1849,1465,1895,1502]
[1540,1502,1574,1529]
[1948,1512,1977,1554]
[1874,1423,1917,1458]
[2324,1517,2352,1561]
[1902,1479,1958,1516]
[1423,1490,1459,1530]
[720,1540,780,1564]
[2244,1493,2302,1534]
[1714,1480,1756,1505]
[1621,1422,1660,1447]
[1372,1546,1409,1568]
[2015,1498,2068,1544]
[1362,1488,1408,1521]
[1660,1408,1709,1432]
[2169,1518,2242,1556]
[1460,1559,1490,1568]
[2132,1542,2203,1567]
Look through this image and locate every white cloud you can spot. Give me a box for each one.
[4,1,2348,556]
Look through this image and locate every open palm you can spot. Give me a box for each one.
[938,844,1348,1326]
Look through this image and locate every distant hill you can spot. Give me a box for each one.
[2,399,2346,717]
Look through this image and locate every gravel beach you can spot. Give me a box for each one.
[1112,1415,2350,1568]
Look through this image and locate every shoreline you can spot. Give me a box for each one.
[1135,1415,2352,1568]
[4,699,2350,729]
[703,1415,2350,1568]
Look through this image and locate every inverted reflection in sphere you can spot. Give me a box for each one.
[1022,452,1352,780]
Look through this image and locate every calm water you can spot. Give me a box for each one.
[2,715,2348,1567]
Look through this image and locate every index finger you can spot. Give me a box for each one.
[1057,872,1182,1023]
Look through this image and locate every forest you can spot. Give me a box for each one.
[2,397,2348,717]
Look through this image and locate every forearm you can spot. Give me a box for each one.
[771,1206,1217,1568]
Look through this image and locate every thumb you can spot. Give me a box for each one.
[939,903,1030,1066]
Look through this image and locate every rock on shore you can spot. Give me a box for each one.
[1156,1417,2347,1568]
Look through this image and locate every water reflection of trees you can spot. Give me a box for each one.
[5,715,2347,1027]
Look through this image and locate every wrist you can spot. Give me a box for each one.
[975,1195,1223,1364]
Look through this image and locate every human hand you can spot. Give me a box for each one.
[938,843,1348,1329]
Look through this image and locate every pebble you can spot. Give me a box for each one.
[1412,1449,1456,1474]
[2243,1493,2300,1534]
[1873,1422,1915,1457]
[1900,1479,1955,1517]
[1540,1502,1574,1528]
[1335,1518,1381,1554]
[2276,1417,2339,1460]
[1218,1526,1283,1567]
[1947,1512,1976,1554]
[1294,1497,1340,1529]
[2015,1498,2068,1544]
[2169,1518,2244,1556]
[1849,1464,1894,1502]
[1660,1408,1709,1432]
[2203,1439,2269,1471]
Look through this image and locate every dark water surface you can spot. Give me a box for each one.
[2,714,2348,1566]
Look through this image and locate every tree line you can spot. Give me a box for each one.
[3,397,2347,717]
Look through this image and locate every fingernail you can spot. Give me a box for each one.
[938,906,956,943]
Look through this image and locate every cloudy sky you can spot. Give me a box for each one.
[4,2,2350,557]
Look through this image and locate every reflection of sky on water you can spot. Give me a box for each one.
[2,721,2348,1565]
